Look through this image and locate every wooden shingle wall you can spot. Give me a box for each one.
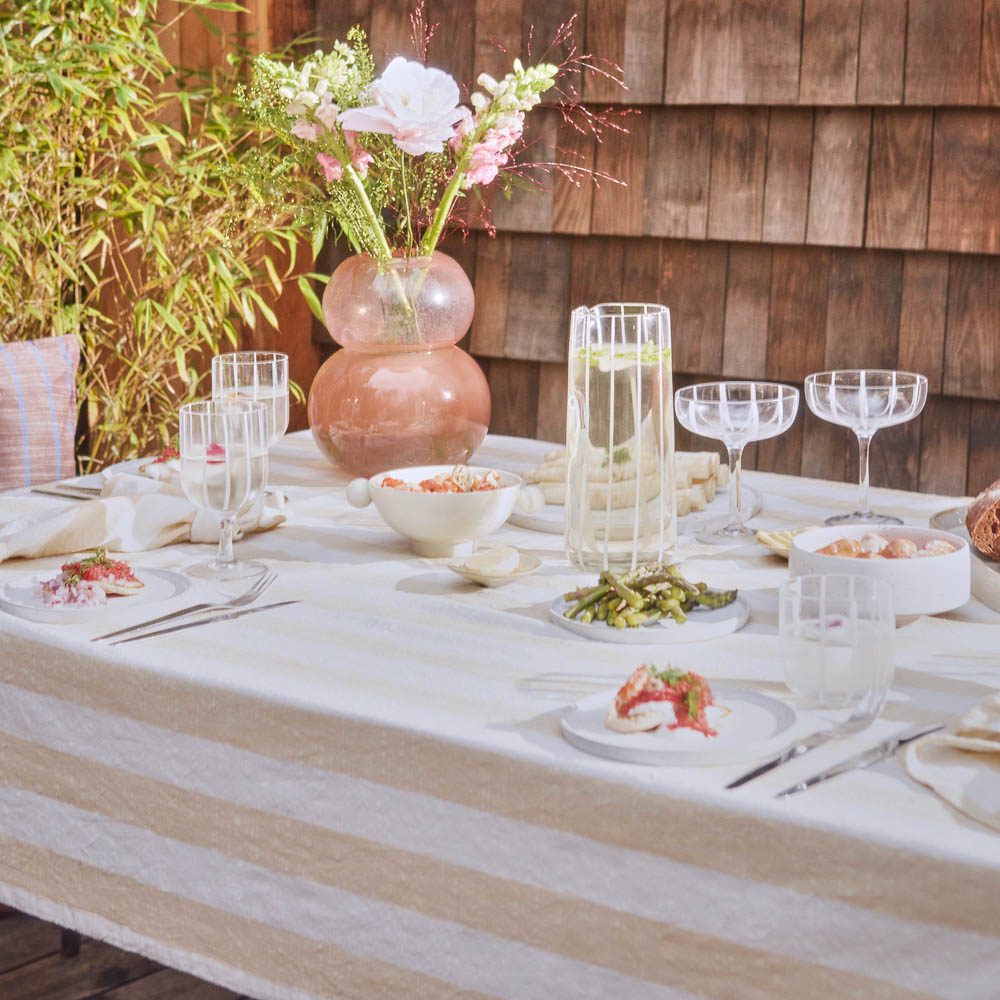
[271,0,1000,497]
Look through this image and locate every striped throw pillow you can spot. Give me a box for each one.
[0,335,81,490]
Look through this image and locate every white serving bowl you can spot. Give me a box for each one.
[789,525,970,618]
[346,465,543,557]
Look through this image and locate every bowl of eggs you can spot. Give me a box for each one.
[789,525,971,618]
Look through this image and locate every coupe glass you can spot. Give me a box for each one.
[212,351,289,447]
[674,382,799,544]
[779,574,894,716]
[804,370,927,525]
[179,399,268,580]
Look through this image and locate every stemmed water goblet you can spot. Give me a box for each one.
[804,370,927,525]
[179,399,269,580]
[211,351,289,447]
[675,381,799,544]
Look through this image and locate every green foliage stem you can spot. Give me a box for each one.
[0,0,304,471]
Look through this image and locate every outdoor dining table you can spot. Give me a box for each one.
[1,431,998,1000]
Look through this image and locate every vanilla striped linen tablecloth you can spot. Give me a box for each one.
[1,432,998,1000]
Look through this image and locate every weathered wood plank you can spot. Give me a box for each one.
[870,414,921,493]
[721,244,771,379]
[103,966,241,998]
[470,235,512,357]
[905,0,982,105]
[428,0,476,88]
[521,0,578,65]
[0,913,61,975]
[919,396,972,497]
[943,254,1000,401]
[486,358,541,437]
[585,0,666,104]
[491,108,557,233]
[766,246,831,383]
[368,2,414,63]
[504,235,571,362]
[643,108,713,239]
[591,114,650,235]
[658,241,727,374]
[756,415,804,477]
[927,111,1000,255]
[474,0,523,82]
[866,111,932,250]
[665,0,800,104]
[806,110,871,247]
[799,0,862,105]
[0,938,160,1000]
[315,0,371,44]
[762,109,813,244]
[823,250,902,371]
[622,238,664,303]
[552,119,596,235]
[898,253,949,395]
[622,0,669,103]
[967,399,1000,495]
[707,108,769,242]
[569,237,626,307]
[536,362,569,443]
[982,0,1000,105]
[856,0,906,105]
[799,410,852,484]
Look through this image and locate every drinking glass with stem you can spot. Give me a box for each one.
[804,370,927,525]
[179,399,269,580]
[674,381,799,544]
[212,352,289,447]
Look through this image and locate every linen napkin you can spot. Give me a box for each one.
[906,694,1000,832]
[0,472,285,564]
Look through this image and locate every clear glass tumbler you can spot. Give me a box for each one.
[804,370,927,525]
[674,381,799,544]
[779,574,895,715]
[565,303,675,571]
[179,399,268,580]
[212,351,289,447]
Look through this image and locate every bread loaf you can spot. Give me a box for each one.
[966,479,1000,559]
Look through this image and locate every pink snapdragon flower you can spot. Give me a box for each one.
[316,152,343,182]
[338,57,465,156]
[461,112,525,189]
[291,118,320,141]
[343,131,374,178]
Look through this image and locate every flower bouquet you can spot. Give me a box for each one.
[236,9,623,475]
[238,13,619,260]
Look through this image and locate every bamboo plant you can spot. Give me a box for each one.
[0,0,308,469]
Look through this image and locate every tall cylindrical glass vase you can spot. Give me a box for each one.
[565,303,676,571]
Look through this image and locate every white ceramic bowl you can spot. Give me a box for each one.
[346,465,543,557]
[789,525,970,618]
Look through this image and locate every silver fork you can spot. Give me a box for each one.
[91,572,276,642]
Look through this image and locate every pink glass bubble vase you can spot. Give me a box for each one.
[308,252,491,477]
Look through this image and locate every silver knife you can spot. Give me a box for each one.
[109,600,299,645]
[775,723,945,798]
[725,728,845,789]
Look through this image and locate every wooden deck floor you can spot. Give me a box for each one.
[0,907,250,999]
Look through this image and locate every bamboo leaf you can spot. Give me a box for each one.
[296,275,325,323]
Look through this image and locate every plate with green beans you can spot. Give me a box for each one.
[549,563,749,644]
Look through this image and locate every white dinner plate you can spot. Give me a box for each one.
[508,483,762,535]
[0,567,190,624]
[561,686,798,766]
[548,594,749,644]
[930,506,1000,612]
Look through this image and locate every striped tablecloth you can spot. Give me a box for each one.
[1,433,998,1000]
